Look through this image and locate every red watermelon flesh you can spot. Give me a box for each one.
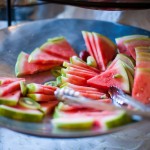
[124,38,150,59]
[40,100,58,114]
[40,37,77,60]
[115,35,148,55]
[28,48,68,64]
[0,90,21,106]
[0,80,21,96]
[87,60,130,93]
[27,93,56,102]
[41,84,57,91]
[93,32,117,71]
[82,31,95,58]
[15,52,59,76]
[63,62,99,74]
[61,83,100,92]
[61,68,95,80]
[27,83,55,95]
[0,77,24,85]
[132,69,150,104]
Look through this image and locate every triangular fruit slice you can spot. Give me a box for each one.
[115,35,148,55]
[0,104,44,122]
[28,48,67,64]
[0,90,21,106]
[124,38,150,59]
[0,77,24,85]
[92,32,117,71]
[15,52,60,76]
[132,68,150,104]
[40,36,77,60]
[87,60,130,93]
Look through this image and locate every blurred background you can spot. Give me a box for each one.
[0,0,150,30]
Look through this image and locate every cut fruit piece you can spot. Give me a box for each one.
[86,56,97,68]
[132,68,150,104]
[0,80,21,96]
[57,74,87,86]
[100,110,132,130]
[87,60,130,93]
[27,83,55,95]
[19,97,42,111]
[0,77,24,85]
[15,52,59,76]
[52,117,94,130]
[50,66,63,78]
[92,32,117,71]
[28,48,67,64]
[115,35,148,55]
[107,54,135,70]
[40,36,77,60]
[63,62,99,74]
[20,81,27,96]
[61,68,95,80]
[124,38,150,59]
[0,90,21,106]
[135,47,150,53]
[0,105,44,122]
[40,100,58,114]
[60,83,100,92]
[70,56,100,73]
[27,93,56,102]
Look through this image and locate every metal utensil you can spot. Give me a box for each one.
[55,88,150,120]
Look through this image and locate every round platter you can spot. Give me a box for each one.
[0,19,150,138]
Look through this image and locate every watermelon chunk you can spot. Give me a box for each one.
[40,36,77,60]
[27,93,56,102]
[0,80,21,96]
[27,83,55,95]
[132,68,150,104]
[0,90,21,106]
[15,52,59,76]
[115,35,148,55]
[87,60,130,93]
[0,105,44,122]
[0,77,24,85]
[124,38,150,59]
[28,48,67,64]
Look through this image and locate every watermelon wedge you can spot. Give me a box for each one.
[87,60,130,93]
[40,36,77,60]
[27,83,55,95]
[0,105,44,122]
[0,80,21,96]
[0,90,21,106]
[28,48,68,64]
[27,93,56,102]
[124,38,150,59]
[115,35,148,55]
[0,77,24,85]
[15,52,59,76]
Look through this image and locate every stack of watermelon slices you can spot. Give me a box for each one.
[0,77,58,122]
[15,37,77,77]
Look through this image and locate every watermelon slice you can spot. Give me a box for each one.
[27,83,55,95]
[87,60,130,93]
[0,80,21,96]
[70,56,100,73]
[92,32,117,71]
[0,77,24,85]
[124,38,150,59]
[132,68,150,104]
[0,105,44,122]
[115,35,148,55]
[40,36,77,60]
[0,90,21,106]
[27,93,56,102]
[28,48,67,64]
[15,52,59,76]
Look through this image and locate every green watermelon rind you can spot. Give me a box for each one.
[0,105,44,122]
